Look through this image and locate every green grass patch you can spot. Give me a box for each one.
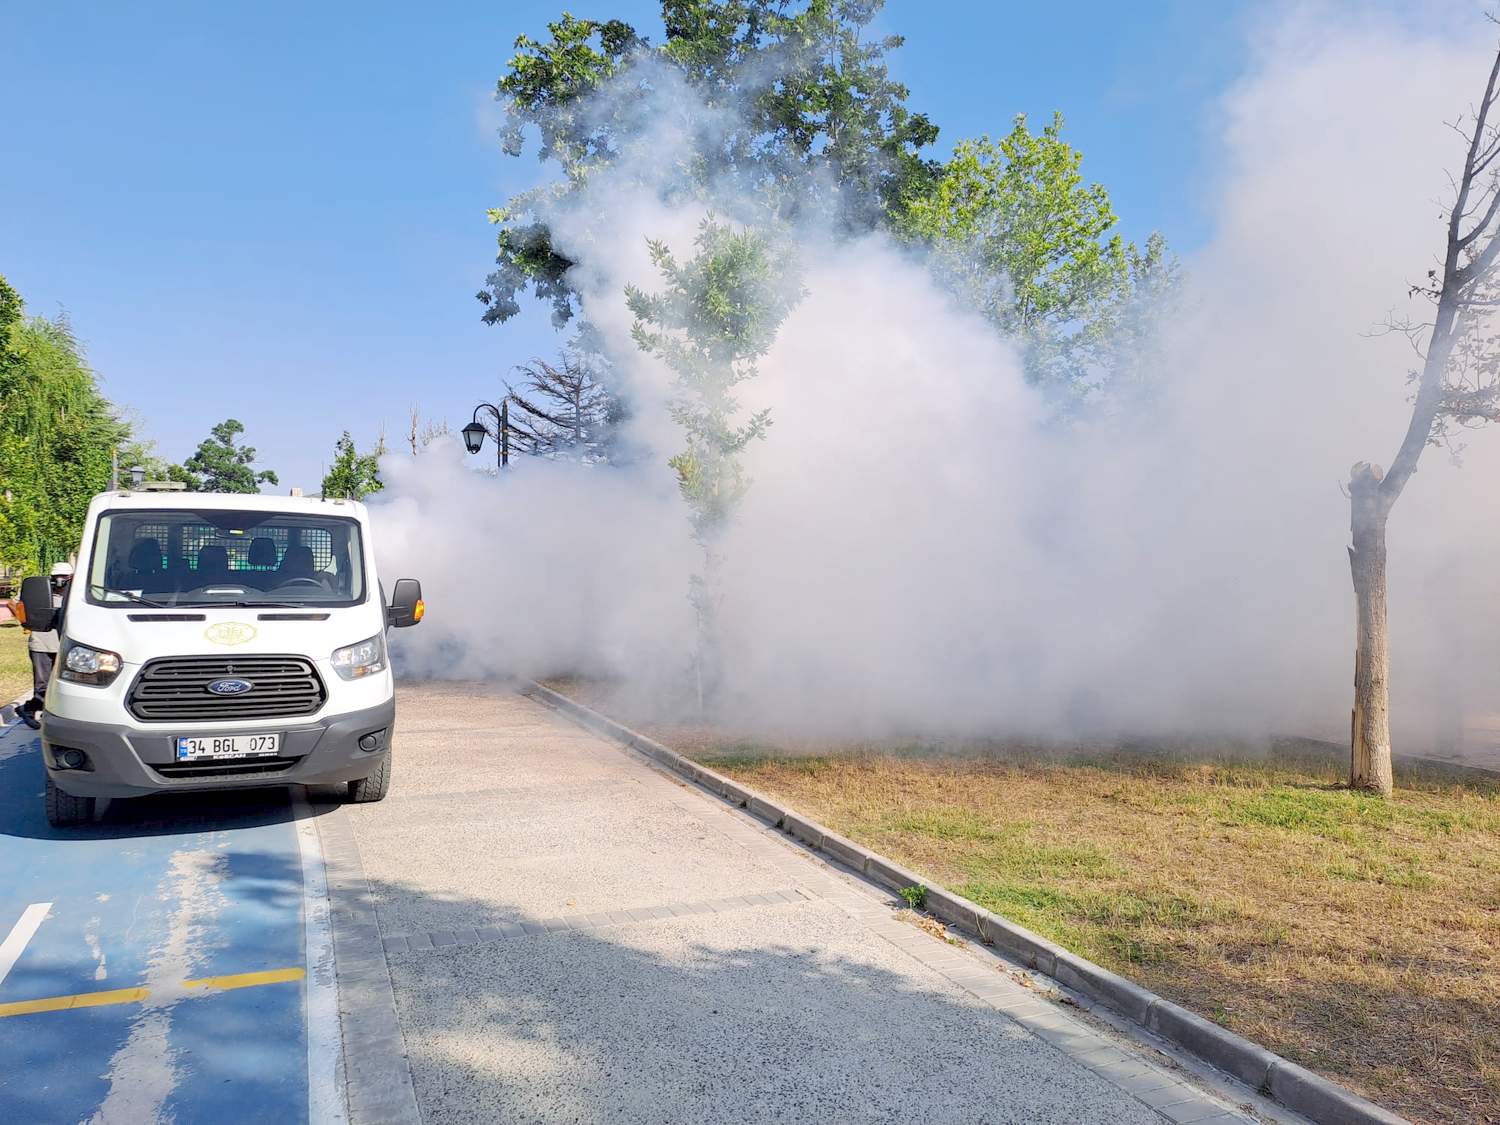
[1324,854,1436,889]
[885,808,1018,841]
[700,746,817,772]
[1218,787,1373,835]
[957,878,1226,965]
[960,839,1116,881]
[870,809,1117,881]
[1210,785,1496,842]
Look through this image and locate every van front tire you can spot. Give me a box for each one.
[346,750,391,803]
[45,776,96,827]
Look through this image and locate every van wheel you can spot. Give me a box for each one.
[45,777,96,827]
[346,751,392,803]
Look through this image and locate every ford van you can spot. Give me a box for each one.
[18,490,423,827]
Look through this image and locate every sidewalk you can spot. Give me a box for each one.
[330,682,1262,1124]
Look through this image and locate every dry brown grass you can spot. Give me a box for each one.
[0,622,30,704]
[712,749,1500,1123]
[540,682,1500,1123]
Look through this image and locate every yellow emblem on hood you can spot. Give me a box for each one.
[204,622,257,646]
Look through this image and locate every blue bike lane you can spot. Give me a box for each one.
[0,718,332,1124]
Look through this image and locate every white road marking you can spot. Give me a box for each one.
[86,921,108,981]
[294,792,348,1125]
[0,903,53,989]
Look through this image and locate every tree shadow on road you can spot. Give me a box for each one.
[347,871,1167,1125]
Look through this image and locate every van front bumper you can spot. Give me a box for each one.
[40,698,396,799]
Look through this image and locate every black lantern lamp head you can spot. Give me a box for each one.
[461,421,486,454]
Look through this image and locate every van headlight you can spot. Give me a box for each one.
[331,634,386,680]
[60,640,123,686]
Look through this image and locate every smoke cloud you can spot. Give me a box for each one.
[378,6,1498,752]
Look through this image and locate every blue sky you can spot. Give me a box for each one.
[0,0,1249,491]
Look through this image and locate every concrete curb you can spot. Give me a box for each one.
[312,799,423,1125]
[525,681,1409,1125]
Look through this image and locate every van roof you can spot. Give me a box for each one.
[92,491,368,519]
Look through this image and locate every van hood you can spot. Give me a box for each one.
[65,604,384,665]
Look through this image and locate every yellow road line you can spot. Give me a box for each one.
[184,967,305,992]
[0,966,305,1018]
[0,986,150,1018]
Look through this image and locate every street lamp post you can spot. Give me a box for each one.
[461,401,510,470]
[112,448,146,490]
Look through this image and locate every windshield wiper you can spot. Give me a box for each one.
[89,583,167,608]
[174,599,307,609]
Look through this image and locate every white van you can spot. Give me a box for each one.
[19,490,423,827]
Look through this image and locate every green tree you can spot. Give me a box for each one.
[901,113,1176,394]
[626,217,802,705]
[0,284,132,572]
[0,275,22,378]
[321,431,385,500]
[479,0,937,327]
[175,419,278,493]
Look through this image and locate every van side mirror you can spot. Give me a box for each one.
[19,576,56,633]
[387,578,424,628]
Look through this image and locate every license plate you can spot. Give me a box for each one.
[175,733,280,761]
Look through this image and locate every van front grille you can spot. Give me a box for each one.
[127,656,326,722]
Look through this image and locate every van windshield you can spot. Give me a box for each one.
[86,509,367,608]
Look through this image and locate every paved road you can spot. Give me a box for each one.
[342,683,1260,1124]
[0,721,334,1125]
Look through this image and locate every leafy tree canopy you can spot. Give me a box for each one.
[0,283,133,572]
[174,418,279,494]
[0,275,22,368]
[480,0,938,328]
[626,216,802,539]
[320,432,385,501]
[900,113,1178,394]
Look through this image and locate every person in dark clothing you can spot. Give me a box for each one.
[9,562,71,730]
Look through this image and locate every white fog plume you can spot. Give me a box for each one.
[378,8,1498,749]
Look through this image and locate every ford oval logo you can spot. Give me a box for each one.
[207,678,255,696]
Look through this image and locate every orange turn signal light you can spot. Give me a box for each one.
[413,599,425,623]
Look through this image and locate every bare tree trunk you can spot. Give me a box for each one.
[1348,463,1394,796]
[689,543,723,719]
[1341,40,1500,797]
